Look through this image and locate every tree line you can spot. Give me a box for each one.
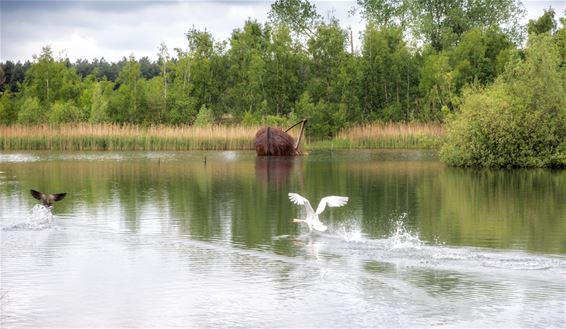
[0,0,565,139]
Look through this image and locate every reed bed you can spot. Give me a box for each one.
[0,122,445,151]
[0,124,259,151]
[314,122,445,149]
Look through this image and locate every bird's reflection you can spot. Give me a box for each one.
[293,234,323,261]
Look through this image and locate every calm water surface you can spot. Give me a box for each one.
[1,150,565,328]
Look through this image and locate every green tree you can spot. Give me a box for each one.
[17,96,42,124]
[111,55,146,123]
[295,22,358,137]
[89,81,112,123]
[167,48,197,124]
[263,24,304,116]
[0,90,16,124]
[0,61,29,93]
[418,50,453,121]
[356,0,408,26]
[450,27,513,92]
[143,77,166,124]
[76,71,98,121]
[528,7,557,35]
[185,28,223,116]
[138,56,160,79]
[157,42,170,121]
[48,101,82,123]
[269,0,322,40]
[224,20,269,118]
[555,13,566,83]
[360,24,416,120]
[20,47,56,106]
[21,46,82,119]
[357,0,525,51]
[165,28,227,125]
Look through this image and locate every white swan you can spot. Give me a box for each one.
[288,193,349,232]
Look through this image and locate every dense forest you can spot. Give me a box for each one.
[0,0,565,141]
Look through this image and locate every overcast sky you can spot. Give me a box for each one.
[1,0,564,62]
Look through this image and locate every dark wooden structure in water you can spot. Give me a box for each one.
[255,120,307,156]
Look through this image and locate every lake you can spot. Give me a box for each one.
[1,150,565,328]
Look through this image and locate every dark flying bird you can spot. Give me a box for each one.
[30,189,67,207]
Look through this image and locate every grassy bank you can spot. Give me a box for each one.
[0,123,445,151]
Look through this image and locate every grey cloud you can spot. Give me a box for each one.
[1,0,178,13]
[1,0,563,62]
[1,1,275,61]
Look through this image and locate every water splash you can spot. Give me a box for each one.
[2,204,53,231]
[0,154,40,163]
[386,213,423,250]
[333,221,364,242]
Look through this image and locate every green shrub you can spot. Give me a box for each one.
[17,97,43,124]
[49,101,82,123]
[0,91,17,124]
[193,104,215,127]
[262,115,288,127]
[441,34,566,168]
[241,110,261,126]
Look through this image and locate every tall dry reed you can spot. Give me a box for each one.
[0,122,445,151]
[0,124,260,151]
[316,122,445,149]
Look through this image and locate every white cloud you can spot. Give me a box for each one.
[1,1,276,61]
[1,0,564,63]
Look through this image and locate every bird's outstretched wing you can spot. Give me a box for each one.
[30,189,44,201]
[316,196,349,214]
[288,193,315,217]
[51,193,67,202]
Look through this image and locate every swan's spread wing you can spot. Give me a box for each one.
[316,196,349,214]
[288,193,315,217]
[288,193,307,205]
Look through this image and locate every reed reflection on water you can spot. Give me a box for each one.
[1,150,565,328]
